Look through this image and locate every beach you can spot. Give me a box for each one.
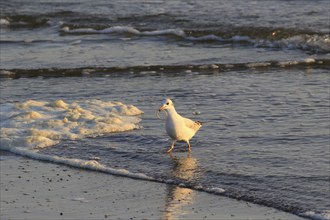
[1,0,329,219]
[1,153,305,220]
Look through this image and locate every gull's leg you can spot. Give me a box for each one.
[187,140,191,152]
[167,140,176,153]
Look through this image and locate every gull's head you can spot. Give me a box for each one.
[159,98,174,112]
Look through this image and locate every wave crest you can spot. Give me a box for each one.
[62,26,186,37]
[61,25,330,53]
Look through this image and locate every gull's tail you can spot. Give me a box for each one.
[195,121,204,126]
[194,121,203,131]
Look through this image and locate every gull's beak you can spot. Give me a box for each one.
[159,105,165,112]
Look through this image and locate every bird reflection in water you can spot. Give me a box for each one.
[163,153,200,220]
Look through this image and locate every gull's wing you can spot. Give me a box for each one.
[183,117,202,131]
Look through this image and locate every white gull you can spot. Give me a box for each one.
[158,98,202,153]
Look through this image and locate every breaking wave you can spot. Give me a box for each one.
[61,26,330,54]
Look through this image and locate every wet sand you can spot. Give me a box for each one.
[0,154,304,220]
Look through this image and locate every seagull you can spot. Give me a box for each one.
[158,98,202,153]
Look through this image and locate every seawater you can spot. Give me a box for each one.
[1,0,329,220]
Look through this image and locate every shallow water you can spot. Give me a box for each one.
[1,1,329,219]
[1,69,329,219]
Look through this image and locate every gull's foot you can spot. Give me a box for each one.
[167,151,174,159]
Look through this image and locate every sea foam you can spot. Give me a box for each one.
[0,99,143,150]
[0,18,10,26]
[255,34,330,53]
[301,211,330,220]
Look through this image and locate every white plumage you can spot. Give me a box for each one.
[158,98,202,153]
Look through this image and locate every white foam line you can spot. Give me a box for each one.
[2,142,227,194]
[300,211,330,220]
[62,26,185,37]
[2,143,226,198]
[62,26,255,43]
[142,29,186,37]
[186,34,224,41]
[186,35,254,43]
[1,144,154,181]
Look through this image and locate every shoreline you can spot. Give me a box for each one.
[0,153,305,220]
